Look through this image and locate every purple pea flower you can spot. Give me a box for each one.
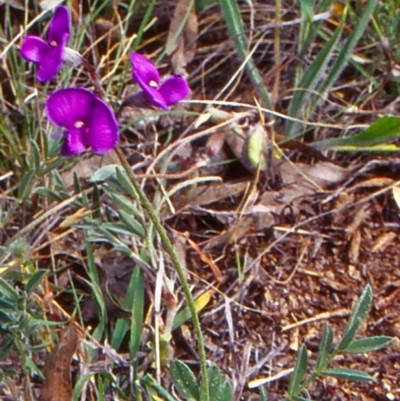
[20,6,71,82]
[46,88,119,156]
[130,52,190,110]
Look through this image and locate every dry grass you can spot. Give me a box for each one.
[1,1,400,400]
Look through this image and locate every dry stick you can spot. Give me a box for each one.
[114,146,210,401]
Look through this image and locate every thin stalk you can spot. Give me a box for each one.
[114,146,210,401]
[285,347,341,400]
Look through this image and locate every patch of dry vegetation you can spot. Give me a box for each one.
[1,0,400,400]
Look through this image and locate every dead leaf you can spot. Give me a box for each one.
[279,161,349,190]
[40,324,79,401]
[39,0,64,10]
[166,0,198,74]
[176,181,248,209]
[392,185,400,210]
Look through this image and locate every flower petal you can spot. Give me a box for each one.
[46,88,96,129]
[130,52,160,87]
[141,85,169,110]
[85,98,120,154]
[159,76,190,106]
[20,36,49,63]
[48,6,70,47]
[36,46,64,82]
[60,127,87,156]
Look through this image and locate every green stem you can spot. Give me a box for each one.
[285,349,339,400]
[114,147,209,401]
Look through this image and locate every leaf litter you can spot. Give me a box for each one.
[2,1,400,400]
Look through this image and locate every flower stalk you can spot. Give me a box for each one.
[114,146,210,401]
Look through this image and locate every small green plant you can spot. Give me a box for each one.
[0,270,49,379]
[168,360,232,401]
[284,284,393,401]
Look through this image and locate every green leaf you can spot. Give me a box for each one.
[18,169,35,200]
[118,209,145,237]
[129,265,145,362]
[172,291,212,331]
[313,116,400,149]
[343,336,394,354]
[34,187,63,202]
[170,360,200,401]
[207,364,224,400]
[0,298,18,313]
[337,316,362,352]
[29,138,41,171]
[337,285,372,351]
[315,322,333,371]
[0,277,19,302]
[115,166,137,196]
[0,310,15,324]
[72,371,116,401]
[143,373,178,401]
[258,386,268,401]
[316,0,379,102]
[25,270,47,296]
[89,164,117,183]
[217,380,233,401]
[286,10,345,137]
[321,367,374,382]
[206,363,233,401]
[288,344,308,396]
[298,0,336,56]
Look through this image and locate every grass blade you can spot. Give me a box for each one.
[316,0,379,101]
[218,0,272,108]
[313,115,400,148]
[285,9,346,137]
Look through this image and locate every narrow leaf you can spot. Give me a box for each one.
[337,316,362,352]
[170,360,200,401]
[172,290,212,331]
[321,367,374,382]
[207,364,224,400]
[315,322,333,371]
[337,284,374,351]
[313,116,400,149]
[0,277,19,302]
[18,169,35,200]
[316,0,379,100]
[89,164,117,183]
[26,270,47,296]
[218,0,272,108]
[288,344,308,395]
[286,10,345,137]
[343,336,394,354]
[217,379,233,401]
[129,266,145,362]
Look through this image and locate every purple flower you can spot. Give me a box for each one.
[20,6,70,82]
[46,88,119,156]
[130,52,190,110]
